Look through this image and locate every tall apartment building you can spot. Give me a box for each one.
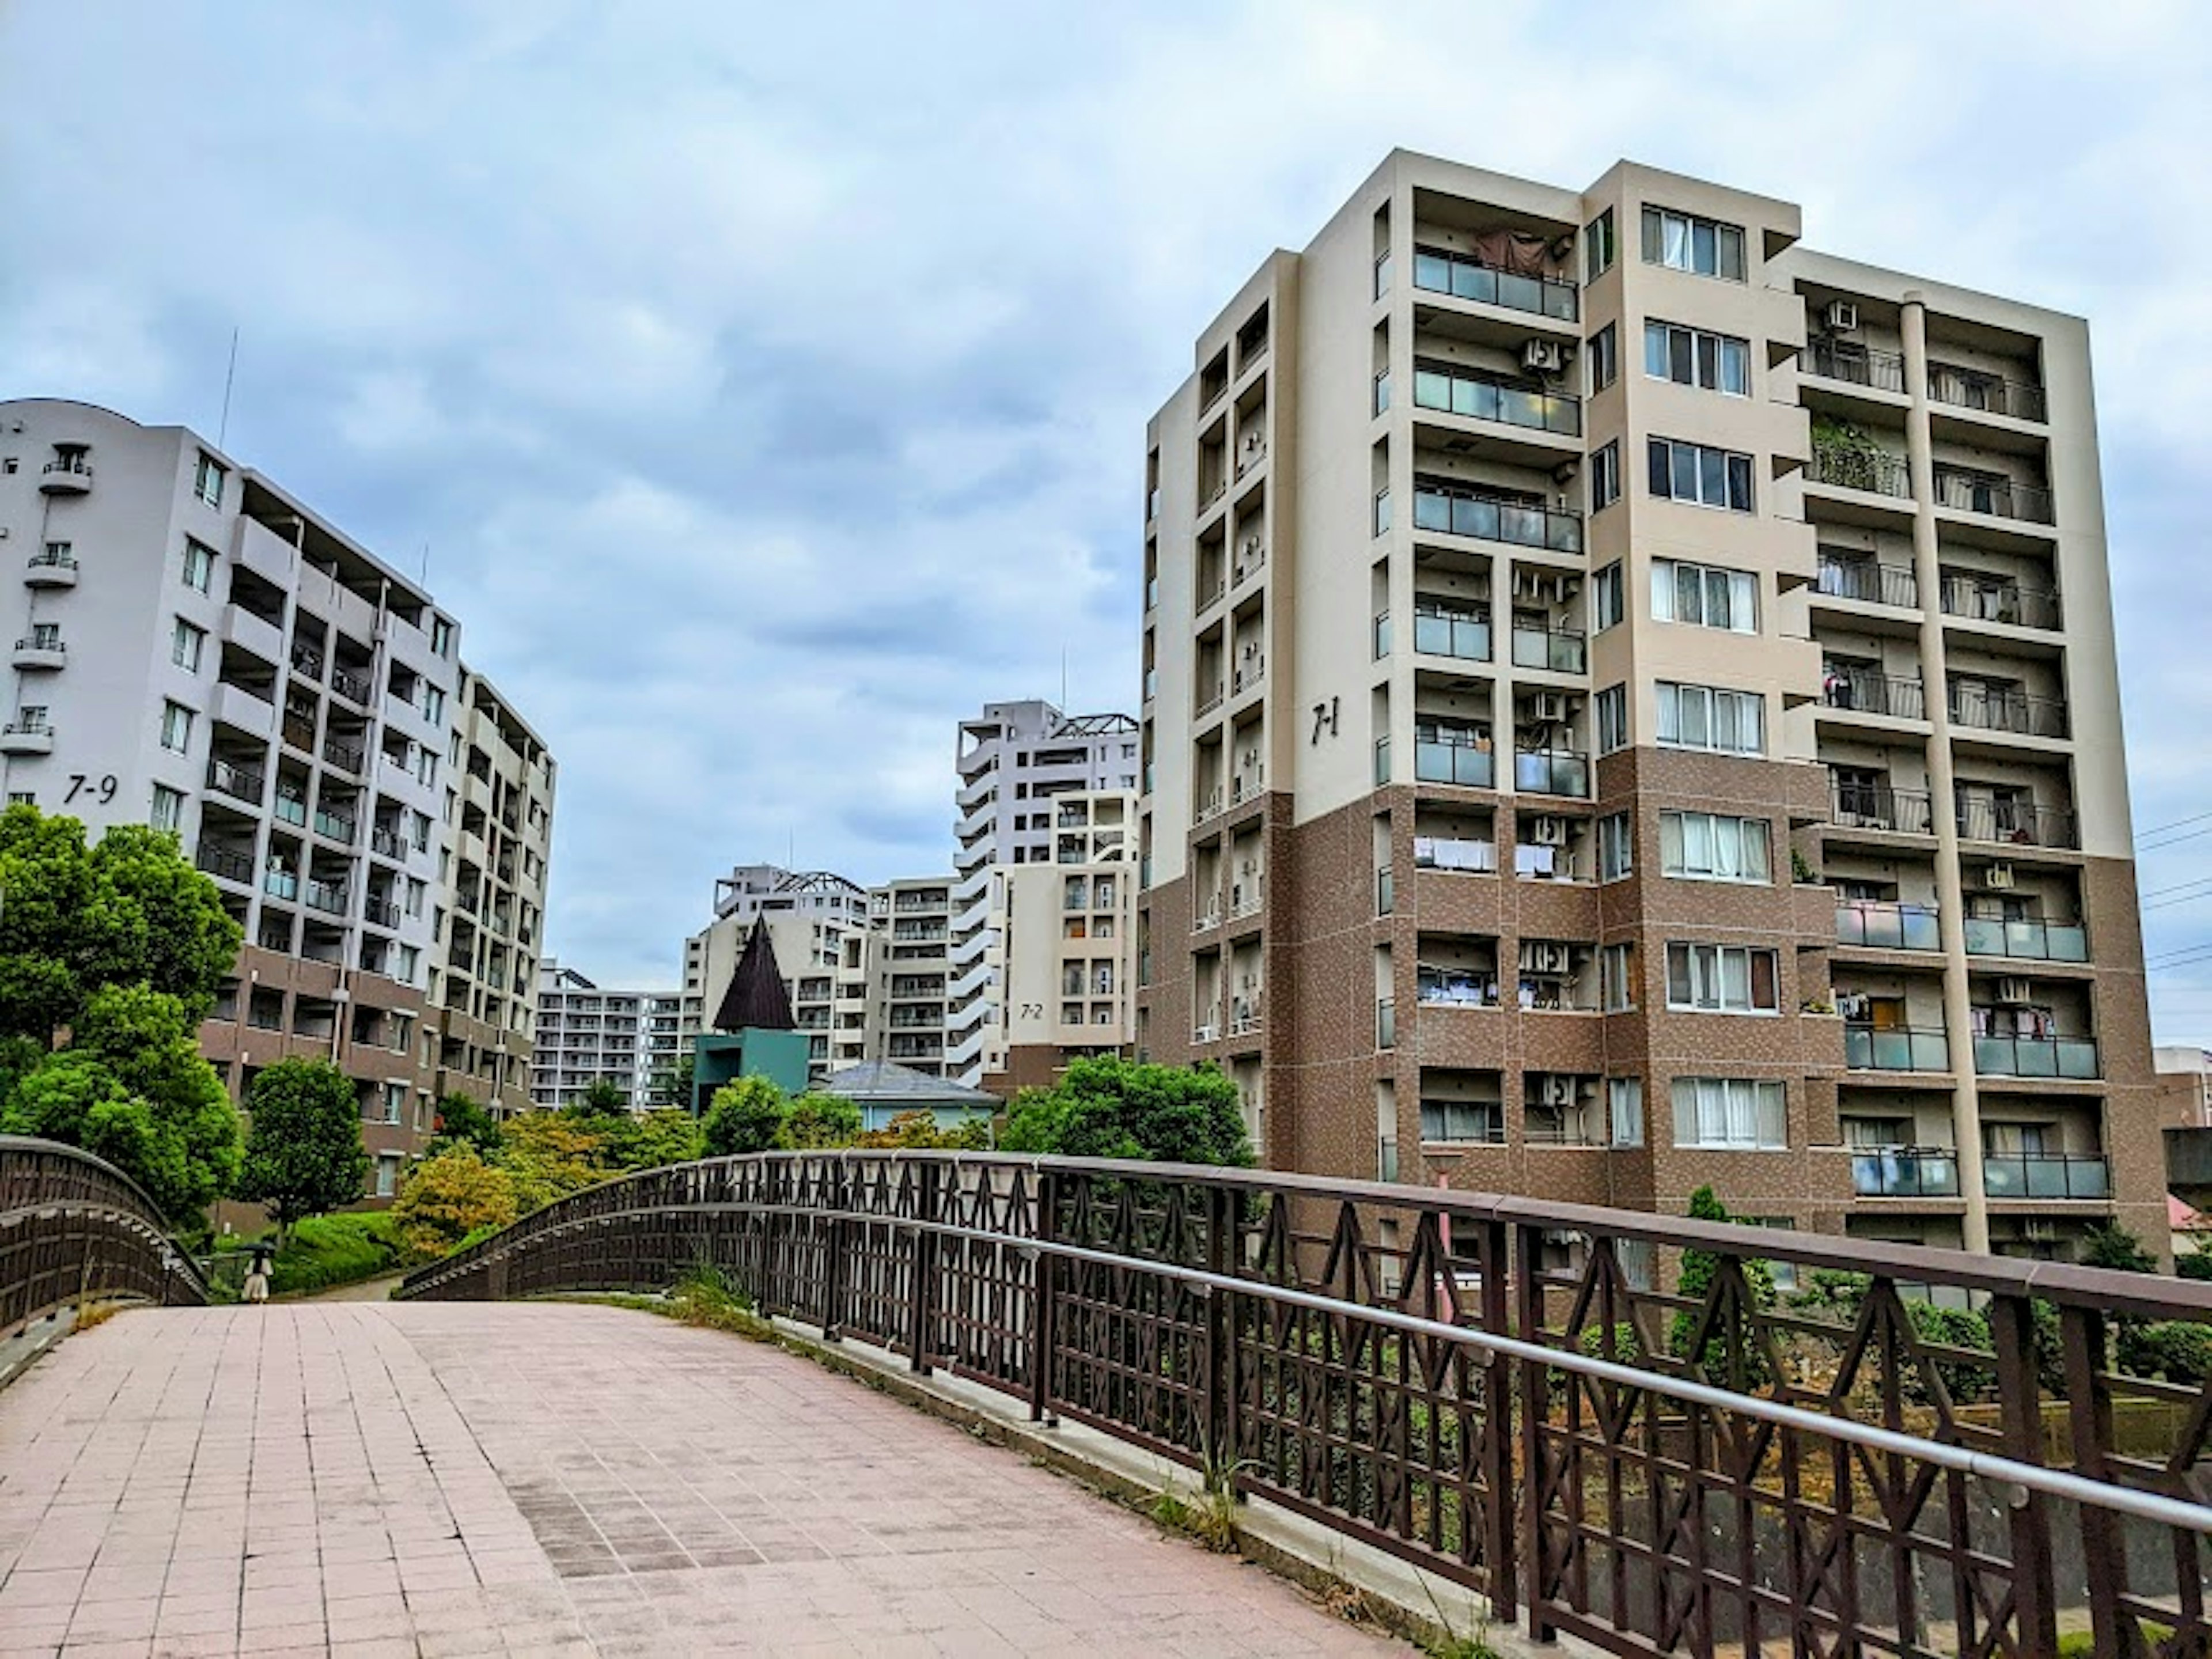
[1135,153,2161,1260]
[532,960,684,1109]
[0,397,554,1196]
[949,701,1140,1083]
[878,876,956,1077]
[433,669,555,1115]
[680,865,874,1084]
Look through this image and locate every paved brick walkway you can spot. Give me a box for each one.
[0,1304,1399,1656]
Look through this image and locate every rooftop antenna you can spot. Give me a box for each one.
[217,327,240,448]
[421,541,431,584]
[1060,646,1068,710]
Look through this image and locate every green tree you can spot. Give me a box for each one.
[390,1144,519,1259]
[1669,1185,1777,1383]
[0,805,241,1046]
[1,984,241,1222]
[233,1059,372,1244]
[999,1057,1250,1165]
[2177,1245,2212,1283]
[702,1076,789,1157]
[649,1050,696,1111]
[856,1107,992,1150]
[567,1077,630,1118]
[2082,1222,2159,1275]
[599,1108,702,1171]
[779,1094,863,1150]
[430,1092,503,1155]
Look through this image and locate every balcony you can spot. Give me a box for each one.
[1510,625,1586,675]
[322,735,365,775]
[313,808,357,845]
[1414,835,1497,873]
[1940,574,2061,631]
[1514,749,1589,798]
[39,457,93,495]
[1410,246,1578,322]
[1195,683,1225,719]
[1955,798,2077,850]
[1933,469,2053,526]
[263,868,300,903]
[370,825,406,859]
[281,711,317,752]
[1414,733,1494,790]
[1802,339,1906,394]
[207,757,266,804]
[1928,363,2047,425]
[1829,782,1934,835]
[274,791,308,829]
[1410,604,1491,662]
[1851,1146,1961,1198]
[1982,1150,2109,1200]
[23,549,78,588]
[1411,361,1581,438]
[194,843,254,886]
[1411,476,1582,554]
[363,897,402,930]
[1948,686,2069,740]
[329,664,373,706]
[1418,968,1501,1009]
[1806,446,1911,499]
[1821,670,1924,720]
[1815,555,1918,609]
[1844,1024,1950,1073]
[1835,901,1941,952]
[1973,1033,2100,1080]
[1963,916,2088,963]
[11,635,65,671]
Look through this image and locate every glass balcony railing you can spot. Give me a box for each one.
[1974,1033,2100,1079]
[1410,247,1578,321]
[1511,626,1586,674]
[1411,476,1582,553]
[1836,902,1941,952]
[1412,607,1492,662]
[1515,749,1589,798]
[1844,1024,1950,1072]
[1851,1147,1961,1198]
[1982,1152,2111,1200]
[1963,917,2088,963]
[1414,736,1494,789]
[274,794,308,828]
[1411,363,1580,437]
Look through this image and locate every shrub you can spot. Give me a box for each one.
[702,1076,789,1157]
[1669,1186,1777,1386]
[430,1092,503,1155]
[2116,1319,2212,1385]
[1000,1057,1251,1165]
[391,1145,519,1259]
[263,1212,410,1296]
[2178,1246,2212,1283]
[778,1093,863,1150]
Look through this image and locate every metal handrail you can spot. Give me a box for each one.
[1,1135,209,1338]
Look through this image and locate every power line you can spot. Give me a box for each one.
[2139,823,2212,854]
[2139,807,2212,842]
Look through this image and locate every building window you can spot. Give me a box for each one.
[1653,559,1757,632]
[194,452,226,508]
[1585,208,1616,281]
[374,1153,403,1198]
[150,785,185,832]
[1600,944,1637,1012]
[1608,1078,1644,1147]
[159,700,194,753]
[1665,943,1780,1014]
[421,684,446,724]
[1590,440,1620,512]
[1641,206,1748,282]
[181,539,215,592]
[1421,1099,1502,1145]
[1660,811,1771,883]
[395,944,420,984]
[171,618,207,672]
[431,618,455,657]
[1671,1077,1787,1149]
[1587,323,1618,393]
[1655,682,1763,755]
[7,790,32,805]
[1373,487,1392,537]
[414,748,437,786]
[1645,320,1750,396]
[1594,684,1628,754]
[1647,437,1753,512]
[1592,562,1624,632]
[1597,812,1632,881]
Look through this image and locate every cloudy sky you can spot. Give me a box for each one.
[5,1,2211,1031]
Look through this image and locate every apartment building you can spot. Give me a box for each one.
[949,701,1140,1083]
[878,876,956,1077]
[433,669,555,1115]
[0,397,554,1198]
[1135,152,2161,1260]
[680,865,873,1084]
[532,960,684,1109]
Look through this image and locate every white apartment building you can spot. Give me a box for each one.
[532,960,684,1109]
[0,397,554,1196]
[680,865,874,1084]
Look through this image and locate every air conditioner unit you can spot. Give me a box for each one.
[1997,977,2034,1005]
[1531,815,1569,847]
[1984,862,2016,891]
[1824,300,1861,334]
[1521,339,1565,375]
[1529,692,1569,724]
[1538,1075,1577,1108]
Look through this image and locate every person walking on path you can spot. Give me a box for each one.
[243,1242,274,1305]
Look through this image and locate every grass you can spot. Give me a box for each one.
[213,1211,412,1298]
[71,1299,125,1334]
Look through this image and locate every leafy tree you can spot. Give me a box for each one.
[702,1076,789,1157]
[1669,1185,1777,1384]
[598,1108,702,1171]
[1,984,242,1222]
[2083,1222,2159,1275]
[779,1094,863,1150]
[233,1059,372,1244]
[1000,1057,1250,1166]
[2177,1245,2212,1283]
[0,805,241,1045]
[430,1092,503,1155]
[855,1107,992,1150]
[567,1077,630,1118]
[498,1112,607,1211]
[390,1145,518,1259]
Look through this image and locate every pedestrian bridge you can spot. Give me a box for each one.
[8,1135,2212,1657]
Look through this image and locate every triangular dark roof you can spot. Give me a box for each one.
[713,919,796,1033]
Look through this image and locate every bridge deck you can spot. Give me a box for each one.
[0,1302,1395,1657]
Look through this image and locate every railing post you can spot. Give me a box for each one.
[1202,1183,1232,1476]
[1028,1167,1059,1425]
[1989,1291,2057,1655]
[2060,1305,2133,1658]
[907,1158,938,1374]
[1478,1217,1517,1623]
[821,1158,847,1342]
[1512,1220,1555,1644]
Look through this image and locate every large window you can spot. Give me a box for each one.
[1659,812,1771,883]
[1592,562,1624,631]
[1597,812,1632,881]
[1587,323,1618,393]
[1594,684,1628,754]
[1671,1077,1787,1149]
[171,618,206,672]
[1653,560,1757,632]
[1655,682,1763,755]
[1421,1099,1503,1145]
[1641,206,1748,281]
[1665,943,1779,1013]
[1648,438,1753,511]
[1608,1078,1645,1147]
[1586,208,1616,281]
[181,539,215,593]
[1601,943,1637,1012]
[159,700,194,754]
[194,452,226,508]
[1645,320,1749,396]
[150,785,184,833]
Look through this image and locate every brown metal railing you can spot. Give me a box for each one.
[399,1151,2212,1658]
[2,1136,209,1339]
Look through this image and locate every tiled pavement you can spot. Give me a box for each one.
[0,1302,1401,1656]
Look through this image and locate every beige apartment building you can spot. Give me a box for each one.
[1135,150,2161,1260]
